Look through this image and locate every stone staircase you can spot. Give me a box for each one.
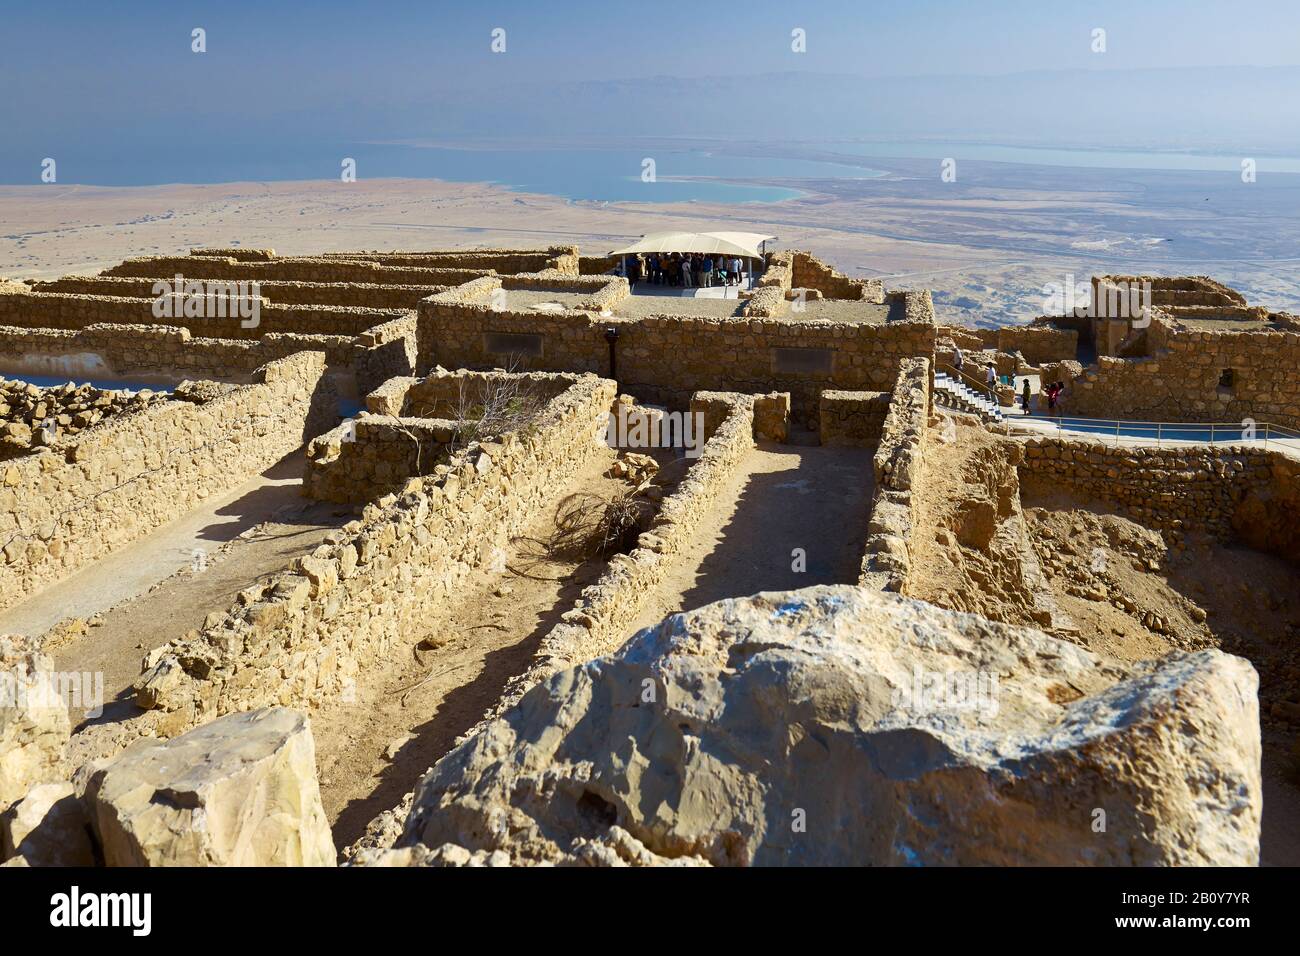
[934,372,1004,423]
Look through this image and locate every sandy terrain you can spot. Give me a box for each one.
[910,416,1300,866]
[6,149,1297,328]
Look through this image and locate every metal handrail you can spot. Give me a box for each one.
[1005,413,1300,451]
[934,361,1000,406]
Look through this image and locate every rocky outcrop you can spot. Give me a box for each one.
[0,634,70,812]
[384,586,1260,866]
[83,707,335,866]
[1,782,95,866]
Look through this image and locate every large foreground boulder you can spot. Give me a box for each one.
[84,707,335,866]
[0,635,70,812]
[1,782,95,866]
[393,586,1260,866]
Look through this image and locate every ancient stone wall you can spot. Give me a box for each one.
[353,315,417,397]
[0,288,407,340]
[29,276,447,310]
[792,252,885,302]
[1067,318,1300,430]
[420,291,935,424]
[859,358,931,590]
[134,374,618,734]
[318,246,578,276]
[190,247,277,262]
[1018,437,1300,561]
[0,351,335,612]
[102,255,488,287]
[995,325,1078,366]
[486,391,758,719]
[819,389,890,447]
[304,416,456,504]
[0,323,355,385]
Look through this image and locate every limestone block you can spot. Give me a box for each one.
[0,636,70,811]
[85,707,335,866]
[397,586,1260,866]
[1,781,95,866]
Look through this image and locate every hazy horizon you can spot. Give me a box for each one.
[6,0,1300,186]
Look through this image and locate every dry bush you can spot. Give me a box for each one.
[544,488,654,560]
[449,373,545,451]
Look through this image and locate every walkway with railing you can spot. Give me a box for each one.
[1004,413,1300,460]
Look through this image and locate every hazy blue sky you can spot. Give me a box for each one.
[5,0,1300,176]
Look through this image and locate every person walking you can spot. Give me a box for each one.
[1021,378,1032,415]
[953,345,964,373]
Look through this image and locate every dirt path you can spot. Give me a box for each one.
[316,447,632,850]
[629,442,875,634]
[0,455,330,638]
[33,461,355,764]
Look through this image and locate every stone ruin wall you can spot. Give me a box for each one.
[0,286,408,340]
[28,275,448,311]
[791,251,885,302]
[318,245,579,276]
[419,288,935,426]
[352,315,418,397]
[304,415,456,504]
[190,247,278,261]
[133,374,618,736]
[859,359,931,592]
[994,325,1078,367]
[1018,438,1300,562]
[304,370,581,503]
[0,350,335,613]
[1067,319,1300,431]
[939,324,1078,369]
[488,390,762,720]
[819,389,891,447]
[0,323,357,389]
[102,254,491,287]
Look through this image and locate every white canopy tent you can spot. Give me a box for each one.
[609,231,775,260]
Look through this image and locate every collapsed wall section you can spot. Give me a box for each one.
[791,251,884,302]
[0,351,336,613]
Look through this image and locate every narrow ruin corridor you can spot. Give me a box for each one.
[628,442,876,634]
[314,445,632,849]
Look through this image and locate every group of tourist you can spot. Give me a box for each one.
[620,253,747,288]
[1015,376,1067,416]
